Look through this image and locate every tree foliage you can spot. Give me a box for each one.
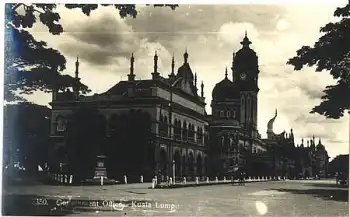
[107,110,154,182]
[287,4,350,119]
[5,3,178,102]
[3,103,51,172]
[65,106,106,182]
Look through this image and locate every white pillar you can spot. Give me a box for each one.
[65,175,68,183]
[169,177,173,185]
[100,176,104,186]
[248,176,251,181]
[69,175,73,184]
[206,177,209,183]
[195,177,199,184]
[155,176,158,185]
[215,177,218,183]
[140,176,143,183]
[60,174,63,183]
[152,178,156,189]
[124,175,128,184]
[183,177,186,184]
[224,176,226,182]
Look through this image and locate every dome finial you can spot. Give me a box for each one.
[240,31,252,47]
[267,109,278,134]
[225,67,228,78]
[184,48,188,63]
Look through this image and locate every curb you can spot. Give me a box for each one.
[149,179,284,189]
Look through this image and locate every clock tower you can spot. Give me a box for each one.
[232,32,259,135]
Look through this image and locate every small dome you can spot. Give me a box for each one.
[177,63,194,81]
[212,76,240,101]
[316,142,325,150]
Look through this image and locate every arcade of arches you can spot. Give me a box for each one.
[158,147,208,181]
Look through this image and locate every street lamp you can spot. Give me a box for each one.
[168,77,183,179]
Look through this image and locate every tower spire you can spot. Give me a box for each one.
[128,53,135,81]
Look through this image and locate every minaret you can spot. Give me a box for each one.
[194,72,197,88]
[128,53,135,81]
[152,51,160,80]
[75,56,79,79]
[301,138,304,147]
[201,81,204,98]
[231,52,236,82]
[73,56,80,98]
[169,55,175,79]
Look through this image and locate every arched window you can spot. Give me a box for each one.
[232,110,236,118]
[220,111,224,117]
[226,111,230,117]
[197,127,203,144]
[56,116,66,132]
[182,121,188,141]
[241,96,245,122]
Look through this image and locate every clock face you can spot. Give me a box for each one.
[240,73,247,80]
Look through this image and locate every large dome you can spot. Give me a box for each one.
[212,75,240,101]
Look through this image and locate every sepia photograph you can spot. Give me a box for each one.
[2,1,350,216]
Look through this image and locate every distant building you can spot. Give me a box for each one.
[295,137,330,178]
[49,33,329,181]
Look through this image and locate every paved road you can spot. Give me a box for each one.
[3,179,348,216]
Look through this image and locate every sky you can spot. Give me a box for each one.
[22,3,349,159]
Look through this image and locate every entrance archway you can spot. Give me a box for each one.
[196,154,203,177]
[188,152,194,178]
[173,151,181,179]
[182,155,187,177]
[159,148,167,177]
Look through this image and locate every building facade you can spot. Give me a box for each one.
[49,34,329,182]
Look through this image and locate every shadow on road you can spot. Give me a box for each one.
[270,188,349,202]
[305,183,349,189]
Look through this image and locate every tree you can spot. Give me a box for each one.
[65,106,106,182]
[107,110,153,182]
[287,4,350,119]
[328,154,349,174]
[3,103,51,173]
[5,3,178,102]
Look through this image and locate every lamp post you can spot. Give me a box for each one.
[168,77,183,180]
[173,160,175,184]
